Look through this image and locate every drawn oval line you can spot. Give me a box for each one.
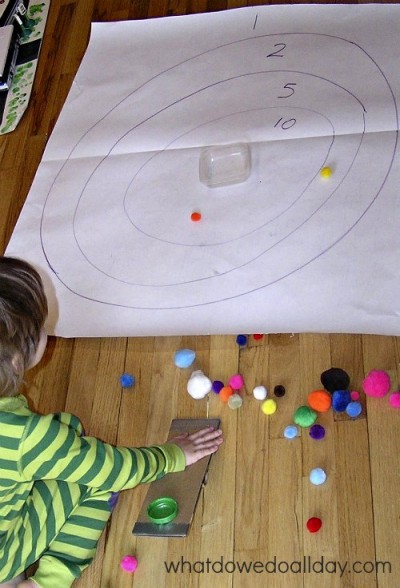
[38,32,398,308]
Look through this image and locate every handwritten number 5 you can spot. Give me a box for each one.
[278,83,296,99]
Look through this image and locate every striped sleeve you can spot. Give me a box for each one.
[18,414,186,491]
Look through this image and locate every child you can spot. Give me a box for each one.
[0,256,223,588]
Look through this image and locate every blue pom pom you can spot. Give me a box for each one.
[309,467,327,486]
[284,425,299,439]
[236,334,248,346]
[332,390,351,412]
[346,401,362,418]
[120,373,135,388]
[174,348,196,369]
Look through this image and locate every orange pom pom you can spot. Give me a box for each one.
[220,386,233,403]
[308,390,332,413]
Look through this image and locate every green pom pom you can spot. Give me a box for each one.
[293,405,317,428]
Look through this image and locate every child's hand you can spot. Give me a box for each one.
[171,426,223,466]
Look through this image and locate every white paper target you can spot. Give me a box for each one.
[7,6,400,336]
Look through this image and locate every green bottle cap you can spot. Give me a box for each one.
[147,497,179,524]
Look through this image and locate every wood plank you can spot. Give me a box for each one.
[266,437,303,588]
[300,334,340,588]
[148,0,170,18]
[196,335,238,588]
[0,168,21,251]
[133,337,181,588]
[362,335,400,588]
[100,336,154,588]
[233,341,270,588]
[334,418,376,587]
[268,333,301,439]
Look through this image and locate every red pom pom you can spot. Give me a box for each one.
[191,211,202,222]
[306,517,322,533]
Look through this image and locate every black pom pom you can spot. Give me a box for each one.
[274,385,286,397]
[320,367,350,393]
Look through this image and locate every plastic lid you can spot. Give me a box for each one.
[199,143,251,188]
[147,497,179,524]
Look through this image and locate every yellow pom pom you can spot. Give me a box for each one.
[320,166,332,179]
[261,398,277,415]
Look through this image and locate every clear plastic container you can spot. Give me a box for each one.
[199,142,251,188]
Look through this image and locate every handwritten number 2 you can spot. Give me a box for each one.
[267,43,286,58]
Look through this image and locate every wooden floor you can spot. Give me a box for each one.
[1,1,400,587]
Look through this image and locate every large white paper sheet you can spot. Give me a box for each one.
[6,5,400,337]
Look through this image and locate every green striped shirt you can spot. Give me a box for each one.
[0,395,186,535]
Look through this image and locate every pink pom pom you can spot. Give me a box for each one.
[228,374,244,390]
[350,390,360,401]
[362,370,391,398]
[389,393,400,409]
[120,555,138,573]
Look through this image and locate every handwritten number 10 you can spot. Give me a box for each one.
[274,118,296,130]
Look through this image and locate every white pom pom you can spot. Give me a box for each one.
[187,370,212,399]
[253,385,267,400]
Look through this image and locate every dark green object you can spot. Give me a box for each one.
[293,405,317,428]
[147,497,178,525]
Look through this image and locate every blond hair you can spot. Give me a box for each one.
[0,257,48,396]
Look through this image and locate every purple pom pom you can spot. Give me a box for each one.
[309,424,325,440]
[212,380,224,394]
[108,492,120,511]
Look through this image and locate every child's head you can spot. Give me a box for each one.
[0,256,48,397]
